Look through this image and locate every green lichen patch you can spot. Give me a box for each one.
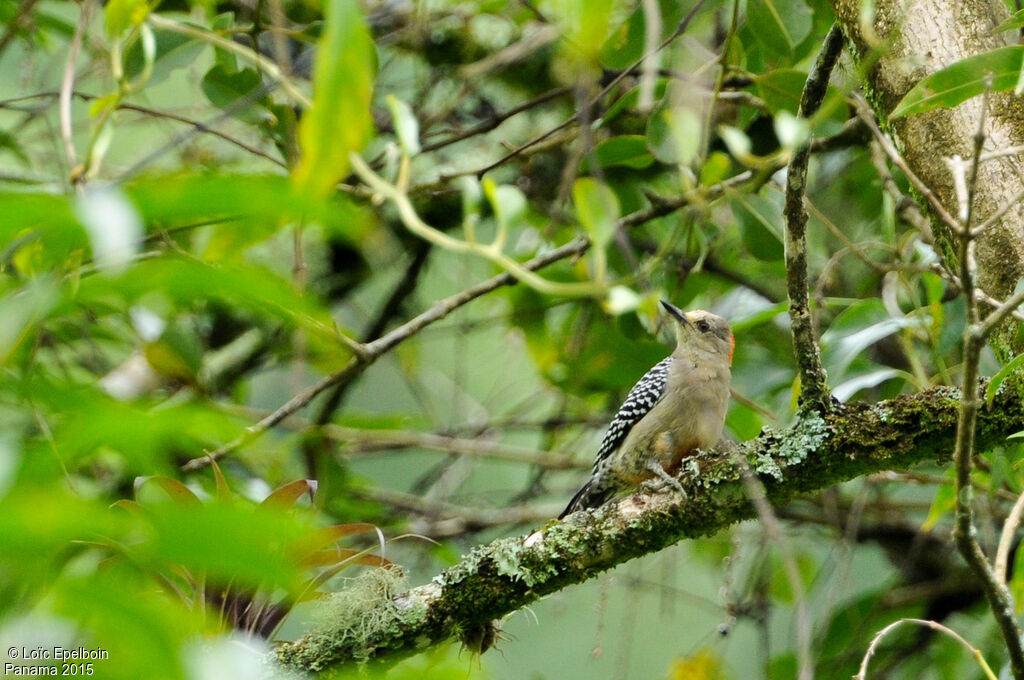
[277,566,414,670]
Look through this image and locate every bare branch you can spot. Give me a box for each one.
[473,0,708,178]
[851,95,962,236]
[60,0,91,189]
[182,238,591,471]
[949,89,1024,680]
[0,0,39,57]
[854,618,997,680]
[782,23,843,411]
[350,486,559,536]
[995,487,1024,587]
[273,386,1024,673]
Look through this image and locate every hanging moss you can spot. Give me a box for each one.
[274,385,1024,675]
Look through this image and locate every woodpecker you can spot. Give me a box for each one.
[559,301,733,518]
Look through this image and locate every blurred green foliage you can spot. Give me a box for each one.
[0,0,1020,678]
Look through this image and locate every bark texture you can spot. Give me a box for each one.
[273,385,1024,674]
[833,0,1024,356]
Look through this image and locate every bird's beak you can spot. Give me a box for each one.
[660,300,691,326]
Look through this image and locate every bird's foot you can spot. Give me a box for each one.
[641,460,688,501]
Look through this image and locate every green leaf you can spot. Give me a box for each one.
[731,192,783,261]
[35,383,243,470]
[820,300,924,378]
[0,277,58,366]
[599,0,689,70]
[294,0,376,199]
[573,178,620,250]
[0,192,87,270]
[143,318,203,382]
[105,0,149,38]
[746,0,813,57]
[646,103,701,165]
[987,352,1024,407]
[200,64,266,123]
[123,28,205,88]
[755,69,807,114]
[699,151,731,186]
[993,8,1024,34]
[124,174,368,246]
[591,136,654,169]
[922,479,955,531]
[891,46,1024,118]
[142,502,309,592]
[551,0,619,59]
[386,95,421,156]
[78,257,342,342]
[483,180,527,243]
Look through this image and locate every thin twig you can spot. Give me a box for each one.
[867,138,932,238]
[352,153,600,296]
[350,486,559,534]
[473,0,708,178]
[60,0,91,189]
[0,0,39,57]
[782,23,843,411]
[0,90,284,168]
[419,87,572,154]
[994,487,1024,586]
[146,13,312,108]
[335,426,581,469]
[971,182,1024,237]
[117,102,286,167]
[854,618,997,680]
[851,94,961,235]
[737,463,814,680]
[182,238,591,470]
[949,88,1024,679]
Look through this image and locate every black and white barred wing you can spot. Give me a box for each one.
[557,356,673,519]
[590,356,672,471]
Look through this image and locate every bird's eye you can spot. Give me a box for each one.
[697,320,710,332]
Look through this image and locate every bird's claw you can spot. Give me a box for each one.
[642,460,688,501]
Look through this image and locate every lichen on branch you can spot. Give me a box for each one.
[274,385,1024,674]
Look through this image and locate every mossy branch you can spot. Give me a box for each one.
[274,385,1024,674]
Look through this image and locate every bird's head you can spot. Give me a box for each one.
[660,301,734,365]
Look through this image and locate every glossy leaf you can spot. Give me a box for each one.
[207,457,232,500]
[891,46,1024,118]
[0,278,58,366]
[746,0,813,57]
[821,301,923,377]
[731,192,784,261]
[832,367,903,402]
[994,8,1024,33]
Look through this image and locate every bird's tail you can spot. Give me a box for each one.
[558,479,613,519]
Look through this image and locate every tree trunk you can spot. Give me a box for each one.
[832,0,1024,357]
